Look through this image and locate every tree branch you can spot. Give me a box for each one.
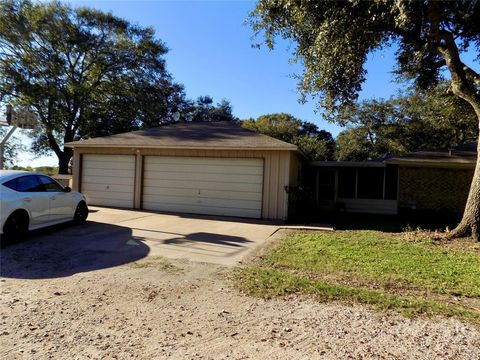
[463,65,480,87]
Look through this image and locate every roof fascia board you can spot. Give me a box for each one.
[65,144,297,151]
[309,161,386,168]
[386,159,475,169]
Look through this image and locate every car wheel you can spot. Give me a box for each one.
[73,202,89,224]
[3,211,29,241]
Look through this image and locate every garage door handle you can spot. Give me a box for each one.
[22,197,32,203]
[50,196,56,200]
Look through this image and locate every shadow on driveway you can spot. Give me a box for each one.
[0,221,150,280]
[129,228,253,248]
[165,232,252,247]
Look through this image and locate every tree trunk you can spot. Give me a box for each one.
[57,148,73,175]
[447,133,480,241]
[445,83,480,241]
[432,27,480,241]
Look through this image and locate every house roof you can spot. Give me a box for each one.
[386,143,477,168]
[65,121,297,151]
[309,161,386,168]
[309,143,477,169]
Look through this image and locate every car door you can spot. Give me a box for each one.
[37,175,75,223]
[14,175,51,227]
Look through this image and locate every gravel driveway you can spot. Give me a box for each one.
[1,233,479,360]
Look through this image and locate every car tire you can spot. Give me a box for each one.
[73,202,89,224]
[3,211,29,241]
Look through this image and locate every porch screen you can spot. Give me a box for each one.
[338,168,356,198]
[357,168,384,199]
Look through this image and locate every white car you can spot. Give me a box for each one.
[0,170,88,239]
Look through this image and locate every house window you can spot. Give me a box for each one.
[317,169,335,200]
[338,168,356,198]
[357,168,384,199]
[384,165,398,200]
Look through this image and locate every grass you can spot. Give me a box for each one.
[234,230,480,324]
[235,267,480,321]
[263,231,480,297]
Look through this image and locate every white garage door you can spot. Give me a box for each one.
[81,154,135,208]
[143,156,264,218]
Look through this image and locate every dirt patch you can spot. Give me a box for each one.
[1,254,479,360]
[128,256,182,273]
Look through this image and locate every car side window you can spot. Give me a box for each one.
[37,175,64,192]
[14,175,44,192]
[2,178,18,191]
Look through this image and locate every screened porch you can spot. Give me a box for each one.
[309,162,399,215]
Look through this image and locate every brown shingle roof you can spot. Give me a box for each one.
[386,143,477,168]
[65,121,297,151]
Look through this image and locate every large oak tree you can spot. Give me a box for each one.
[251,0,480,239]
[0,0,189,174]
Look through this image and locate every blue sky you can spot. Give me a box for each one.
[68,0,401,123]
[14,0,471,167]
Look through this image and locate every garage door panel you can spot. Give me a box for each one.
[144,171,261,184]
[145,163,263,176]
[82,183,134,194]
[143,193,261,209]
[84,190,133,201]
[87,197,133,208]
[82,176,135,186]
[143,187,262,201]
[81,154,135,208]
[142,201,261,218]
[82,168,135,178]
[83,154,135,163]
[83,160,135,171]
[142,179,263,193]
[145,156,260,167]
[143,156,263,218]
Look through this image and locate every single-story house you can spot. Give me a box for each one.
[310,143,477,216]
[66,121,300,220]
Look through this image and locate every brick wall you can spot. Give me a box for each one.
[398,166,474,214]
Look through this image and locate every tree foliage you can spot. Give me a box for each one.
[242,113,334,160]
[399,83,479,150]
[335,99,405,161]
[251,0,479,112]
[189,96,237,123]
[335,83,478,161]
[251,0,480,239]
[0,0,188,173]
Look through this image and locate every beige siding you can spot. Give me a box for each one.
[72,147,295,220]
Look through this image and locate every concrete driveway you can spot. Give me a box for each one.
[86,206,279,266]
[1,207,279,279]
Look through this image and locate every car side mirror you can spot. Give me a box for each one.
[63,186,72,192]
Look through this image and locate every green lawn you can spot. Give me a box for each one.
[234,231,480,324]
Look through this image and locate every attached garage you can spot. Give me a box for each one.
[66,121,299,220]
